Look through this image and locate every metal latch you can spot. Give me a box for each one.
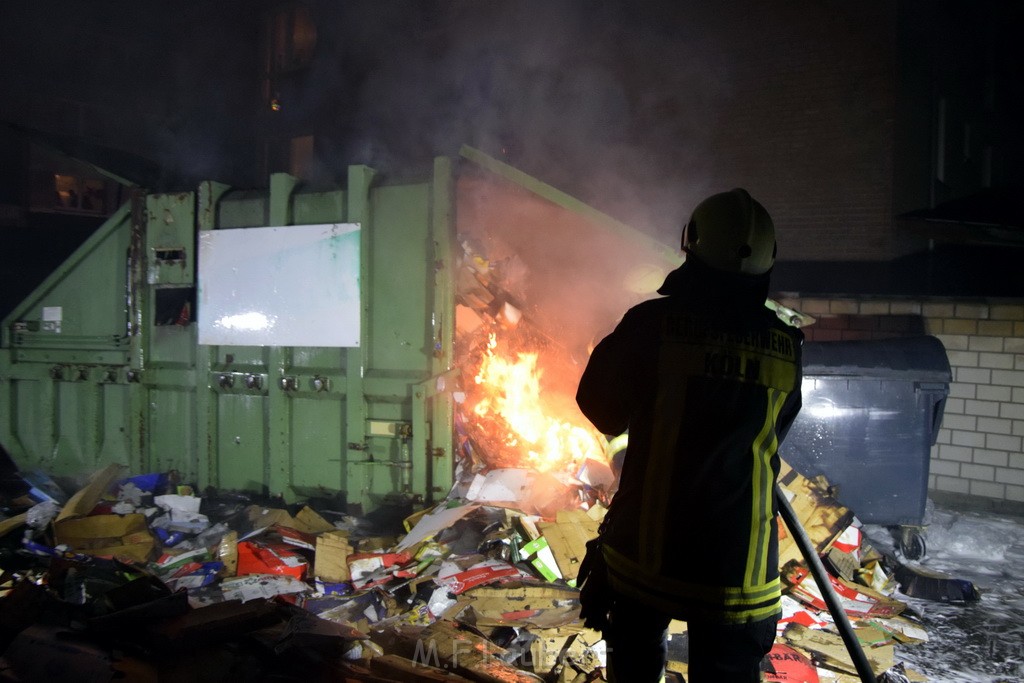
[366,420,413,439]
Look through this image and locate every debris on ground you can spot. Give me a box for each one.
[0,452,982,682]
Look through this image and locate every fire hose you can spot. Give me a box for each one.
[776,485,877,683]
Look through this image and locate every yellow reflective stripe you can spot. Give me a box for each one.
[744,391,775,587]
[739,603,784,623]
[749,353,797,392]
[744,388,786,588]
[606,433,629,457]
[604,544,781,604]
[604,544,781,623]
[610,579,777,624]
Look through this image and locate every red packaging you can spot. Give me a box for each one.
[236,541,308,580]
[762,643,819,682]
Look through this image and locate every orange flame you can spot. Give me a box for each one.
[471,333,606,473]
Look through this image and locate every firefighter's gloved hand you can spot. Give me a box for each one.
[578,537,611,632]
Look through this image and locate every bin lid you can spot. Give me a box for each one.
[802,335,951,383]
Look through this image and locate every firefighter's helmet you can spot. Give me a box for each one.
[682,188,776,275]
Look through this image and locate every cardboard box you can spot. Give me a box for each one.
[244,504,336,534]
[761,642,820,682]
[47,464,156,563]
[537,509,600,583]
[451,584,581,628]
[52,513,155,563]
[55,463,123,521]
[435,559,531,595]
[348,551,412,589]
[217,530,238,577]
[784,566,905,619]
[777,461,854,567]
[782,623,894,677]
[519,537,562,582]
[314,530,353,583]
[293,506,337,534]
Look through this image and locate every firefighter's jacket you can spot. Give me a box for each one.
[576,258,803,624]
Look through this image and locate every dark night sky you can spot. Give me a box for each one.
[1,1,1022,254]
[0,1,260,183]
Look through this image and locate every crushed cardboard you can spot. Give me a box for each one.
[0,511,28,538]
[778,460,855,567]
[762,642,820,682]
[537,509,600,583]
[784,564,907,619]
[46,463,157,562]
[51,512,156,563]
[0,459,955,681]
[314,529,354,582]
[448,583,581,628]
[782,623,895,677]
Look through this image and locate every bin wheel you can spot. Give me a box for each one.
[898,528,927,560]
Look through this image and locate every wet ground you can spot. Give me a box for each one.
[862,502,1024,683]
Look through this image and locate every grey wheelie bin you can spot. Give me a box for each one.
[779,335,951,559]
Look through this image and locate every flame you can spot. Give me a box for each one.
[470,333,606,473]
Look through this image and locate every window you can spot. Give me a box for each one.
[28,145,125,216]
[53,174,106,214]
[268,4,316,73]
[262,3,317,112]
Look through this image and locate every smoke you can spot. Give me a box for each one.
[302,1,746,351]
[456,171,679,376]
[325,0,736,245]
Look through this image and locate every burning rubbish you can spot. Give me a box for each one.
[453,227,611,482]
[468,332,607,475]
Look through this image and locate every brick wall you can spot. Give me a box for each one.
[704,1,927,263]
[777,295,1024,513]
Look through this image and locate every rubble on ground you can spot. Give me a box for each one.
[0,455,980,682]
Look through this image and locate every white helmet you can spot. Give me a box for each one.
[682,188,776,275]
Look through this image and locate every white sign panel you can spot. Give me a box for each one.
[198,223,360,347]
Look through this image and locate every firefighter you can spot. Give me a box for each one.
[576,188,803,682]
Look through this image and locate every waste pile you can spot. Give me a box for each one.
[0,450,982,682]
